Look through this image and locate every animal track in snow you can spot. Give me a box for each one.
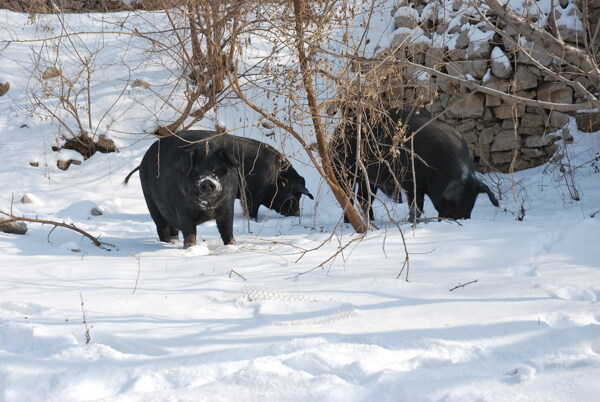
[531,231,563,257]
[283,352,335,376]
[184,241,211,256]
[554,287,597,302]
[504,365,536,383]
[410,355,455,369]
[538,283,597,302]
[92,332,169,357]
[0,321,78,357]
[125,373,169,394]
[281,339,481,385]
[539,312,599,329]
[0,301,48,315]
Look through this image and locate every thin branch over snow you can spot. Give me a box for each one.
[0,209,116,251]
[449,279,479,291]
[485,0,600,89]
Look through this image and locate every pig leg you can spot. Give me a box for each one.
[356,178,377,222]
[182,233,196,249]
[405,185,424,223]
[179,219,197,249]
[143,194,175,243]
[168,226,179,242]
[239,188,258,220]
[416,190,425,218]
[248,198,260,221]
[216,202,236,245]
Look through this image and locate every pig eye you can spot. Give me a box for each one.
[213,167,227,176]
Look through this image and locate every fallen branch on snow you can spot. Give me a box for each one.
[0,209,116,251]
[449,279,479,292]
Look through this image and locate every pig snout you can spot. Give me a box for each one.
[196,176,222,196]
[200,179,217,194]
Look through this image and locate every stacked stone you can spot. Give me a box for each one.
[374,0,597,172]
[588,0,600,50]
[0,0,120,13]
[0,0,163,13]
[581,0,600,133]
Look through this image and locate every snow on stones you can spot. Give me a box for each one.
[490,47,512,79]
[375,0,594,172]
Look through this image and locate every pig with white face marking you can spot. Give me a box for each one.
[181,130,314,220]
[125,135,240,248]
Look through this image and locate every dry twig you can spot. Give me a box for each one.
[0,209,116,251]
[80,292,92,344]
[449,279,479,291]
[229,269,247,281]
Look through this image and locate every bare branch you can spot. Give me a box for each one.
[449,279,479,291]
[292,0,367,233]
[473,2,597,105]
[485,0,600,88]
[229,269,247,281]
[378,57,599,111]
[0,210,116,251]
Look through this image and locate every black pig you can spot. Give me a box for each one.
[180,130,314,220]
[124,135,240,248]
[331,107,499,221]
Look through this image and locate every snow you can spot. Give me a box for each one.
[554,2,585,34]
[467,25,495,46]
[394,6,419,21]
[491,46,511,69]
[393,0,584,53]
[1,3,600,402]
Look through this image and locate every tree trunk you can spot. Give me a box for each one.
[292,0,367,233]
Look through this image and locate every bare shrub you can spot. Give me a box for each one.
[25,12,125,158]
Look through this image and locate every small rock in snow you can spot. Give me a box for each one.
[90,207,103,216]
[0,82,9,96]
[0,220,28,235]
[21,193,42,204]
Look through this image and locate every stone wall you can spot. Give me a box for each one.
[3,0,599,172]
[364,0,599,172]
[0,0,169,13]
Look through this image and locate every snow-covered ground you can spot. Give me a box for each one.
[1,3,599,401]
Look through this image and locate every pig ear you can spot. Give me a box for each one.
[218,148,239,168]
[478,181,500,207]
[294,182,314,200]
